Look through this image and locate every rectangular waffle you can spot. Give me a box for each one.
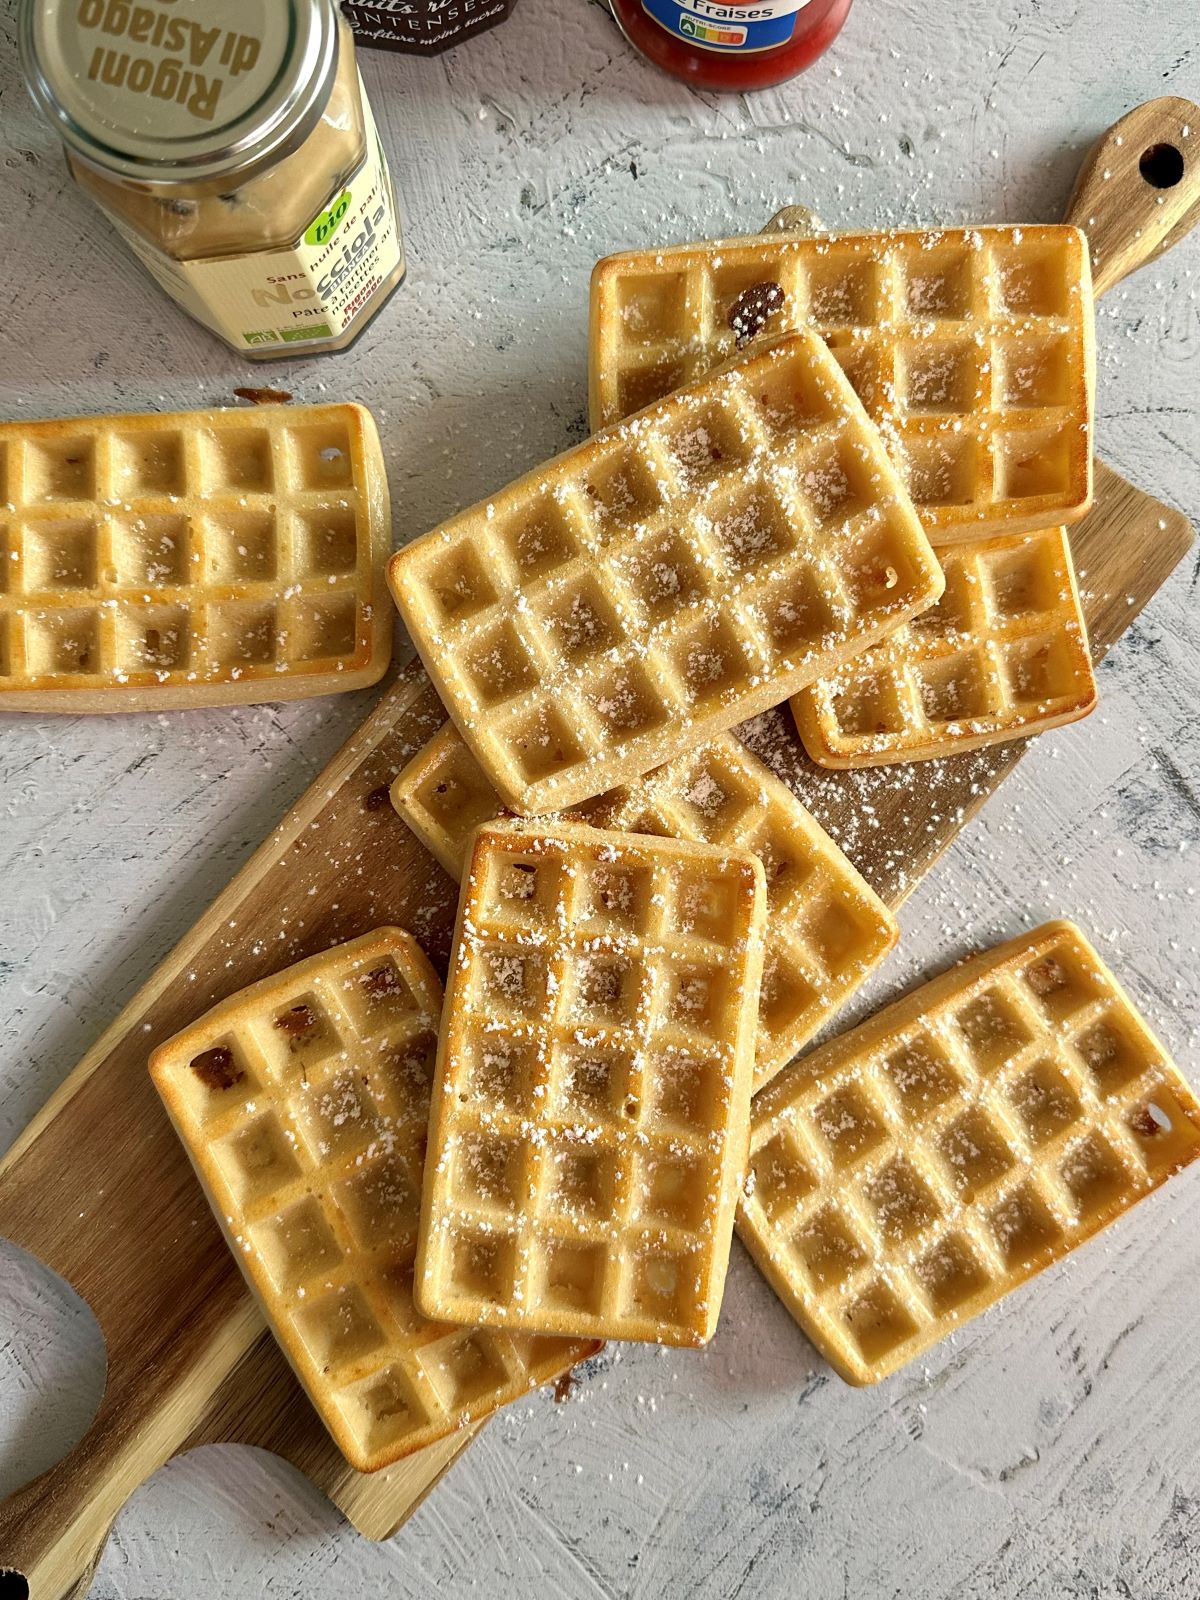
[737,920,1200,1385]
[0,403,392,712]
[149,929,598,1472]
[389,332,943,815]
[792,526,1097,766]
[590,225,1095,542]
[391,721,898,1089]
[415,820,766,1346]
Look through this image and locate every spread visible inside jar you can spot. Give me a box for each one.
[69,29,365,262]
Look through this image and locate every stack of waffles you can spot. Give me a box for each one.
[147,216,1200,1475]
[588,221,1101,767]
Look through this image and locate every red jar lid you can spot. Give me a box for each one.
[342,0,520,54]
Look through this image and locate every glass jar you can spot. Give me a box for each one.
[20,0,406,359]
[610,0,852,91]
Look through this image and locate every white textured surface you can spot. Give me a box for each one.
[2,0,1199,1592]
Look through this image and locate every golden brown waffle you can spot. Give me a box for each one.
[792,526,1097,767]
[388,333,942,816]
[415,820,766,1346]
[391,721,897,1089]
[0,403,392,711]
[737,921,1200,1385]
[149,929,597,1472]
[590,225,1095,542]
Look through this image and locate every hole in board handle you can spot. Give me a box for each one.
[0,1571,30,1600]
[1139,142,1185,189]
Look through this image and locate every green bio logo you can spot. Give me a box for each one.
[305,190,352,247]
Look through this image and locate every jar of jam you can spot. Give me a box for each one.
[609,0,852,91]
[342,0,522,54]
[20,0,406,359]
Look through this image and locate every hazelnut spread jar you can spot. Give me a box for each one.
[21,0,406,357]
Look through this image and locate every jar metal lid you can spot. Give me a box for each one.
[20,0,340,184]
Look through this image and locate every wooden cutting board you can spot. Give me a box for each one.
[1,96,1198,1600]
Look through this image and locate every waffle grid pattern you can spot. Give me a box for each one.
[590,225,1094,540]
[391,722,897,1088]
[416,822,766,1346]
[737,921,1200,1384]
[792,526,1097,766]
[150,930,596,1473]
[389,334,942,815]
[0,404,390,710]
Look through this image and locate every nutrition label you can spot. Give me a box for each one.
[638,0,815,52]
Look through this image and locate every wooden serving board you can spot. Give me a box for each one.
[1,97,1198,1600]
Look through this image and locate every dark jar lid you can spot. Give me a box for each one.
[341,0,520,56]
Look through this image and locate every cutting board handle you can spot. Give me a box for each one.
[1065,96,1200,296]
[0,1427,130,1600]
[761,204,827,236]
